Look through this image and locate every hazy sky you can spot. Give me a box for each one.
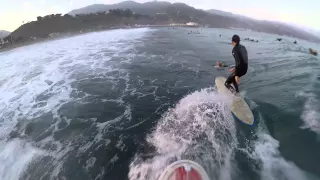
[1,0,320,32]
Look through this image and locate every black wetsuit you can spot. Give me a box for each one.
[225,43,248,93]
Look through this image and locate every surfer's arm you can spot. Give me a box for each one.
[233,50,241,76]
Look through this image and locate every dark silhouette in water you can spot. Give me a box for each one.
[277,38,282,41]
[219,34,221,37]
[293,40,297,44]
[309,48,318,56]
[188,30,200,35]
[244,37,258,43]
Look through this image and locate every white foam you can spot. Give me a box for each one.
[235,112,310,180]
[129,86,311,180]
[252,133,307,180]
[85,157,97,171]
[0,28,152,179]
[0,139,43,180]
[300,92,320,133]
[129,87,237,180]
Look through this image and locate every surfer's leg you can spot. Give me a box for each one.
[233,79,239,93]
[233,69,247,93]
[225,73,236,92]
[225,73,240,93]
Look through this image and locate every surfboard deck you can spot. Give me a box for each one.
[215,76,254,125]
[158,160,210,180]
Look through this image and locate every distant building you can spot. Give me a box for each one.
[186,22,199,27]
[169,23,184,26]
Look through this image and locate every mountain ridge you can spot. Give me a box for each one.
[0,30,11,38]
[3,0,320,46]
[67,1,320,42]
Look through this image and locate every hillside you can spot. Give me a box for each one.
[4,10,167,44]
[3,0,320,45]
[69,1,172,16]
[206,9,318,40]
[68,1,320,42]
[0,30,10,38]
[206,9,251,20]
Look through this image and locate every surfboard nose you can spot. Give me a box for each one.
[158,160,210,180]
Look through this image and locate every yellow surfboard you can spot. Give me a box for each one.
[215,76,254,125]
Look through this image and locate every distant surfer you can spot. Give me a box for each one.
[216,61,228,68]
[225,35,248,93]
[309,48,318,56]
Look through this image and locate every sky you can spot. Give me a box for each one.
[0,0,320,32]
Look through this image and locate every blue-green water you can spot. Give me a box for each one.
[0,27,319,180]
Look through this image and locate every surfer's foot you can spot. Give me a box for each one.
[225,84,235,93]
[229,86,238,95]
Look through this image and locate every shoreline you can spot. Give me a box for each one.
[0,30,111,53]
[2,25,318,54]
[0,25,135,53]
[0,24,203,53]
[0,33,80,53]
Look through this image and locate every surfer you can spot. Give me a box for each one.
[309,48,318,56]
[216,61,228,68]
[225,35,248,93]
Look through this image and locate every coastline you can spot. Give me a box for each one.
[0,30,106,53]
[0,25,137,53]
[0,33,78,53]
[0,24,202,53]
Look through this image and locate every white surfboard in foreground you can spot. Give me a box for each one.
[158,160,210,180]
[215,76,254,125]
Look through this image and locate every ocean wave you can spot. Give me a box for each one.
[252,133,308,180]
[300,92,320,133]
[129,87,237,180]
[298,73,320,134]
[0,139,44,180]
[0,28,152,180]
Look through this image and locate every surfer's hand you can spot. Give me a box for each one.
[229,67,235,72]
[235,76,240,84]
